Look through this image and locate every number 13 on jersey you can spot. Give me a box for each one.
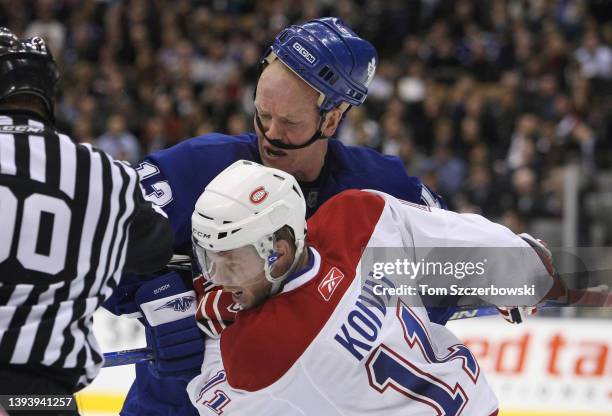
[136,161,173,207]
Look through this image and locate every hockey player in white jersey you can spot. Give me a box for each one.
[187,160,558,416]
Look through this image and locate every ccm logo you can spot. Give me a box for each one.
[193,230,211,239]
[292,42,316,65]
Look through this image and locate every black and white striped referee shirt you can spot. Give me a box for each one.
[0,112,173,391]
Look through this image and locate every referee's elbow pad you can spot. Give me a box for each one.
[124,216,174,274]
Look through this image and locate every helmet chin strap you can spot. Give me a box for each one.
[254,107,328,150]
[254,50,341,151]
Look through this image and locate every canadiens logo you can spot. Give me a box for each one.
[318,267,344,301]
[227,303,242,313]
[154,295,196,313]
[249,186,268,204]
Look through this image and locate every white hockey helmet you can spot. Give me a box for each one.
[191,160,307,291]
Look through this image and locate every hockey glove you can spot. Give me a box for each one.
[135,272,205,380]
[496,233,552,324]
[193,275,238,338]
[496,305,537,324]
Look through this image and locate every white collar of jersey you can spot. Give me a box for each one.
[280,247,321,294]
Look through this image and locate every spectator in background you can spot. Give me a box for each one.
[96,113,141,165]
[337,106,381,148]
[574,30,612,80]
[397,61,427,105]
[507,113,539,171]
[192,36,237,86]
[6,0,609,239]
[428,35,463,84]
[380,113,408,156]
[432,117,455,149]
[500,209,527,234]
[365,61,396,116]
[226,113,249,136]
[462,31,500,83]
[153,93,184,146]
[459,116,482,157]
[399,135,427,177]
[457,164,500,216]
[24,0,65,57]
[422,145,466,203]
[72,118,96,145]
[510,167,539,215]
[142,118,168,154]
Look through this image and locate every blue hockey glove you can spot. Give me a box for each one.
[135,271,205,380]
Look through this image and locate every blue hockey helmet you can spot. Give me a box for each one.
[262,17,378,114]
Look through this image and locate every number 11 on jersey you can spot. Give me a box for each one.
[366,301,480,415]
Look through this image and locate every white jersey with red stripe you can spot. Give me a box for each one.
[187,189,553,415]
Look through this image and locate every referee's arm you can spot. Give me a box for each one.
[124,187,174,274]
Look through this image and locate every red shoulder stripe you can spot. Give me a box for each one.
[220,190,386,391]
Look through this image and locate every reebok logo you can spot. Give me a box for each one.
[292,42,316,65]
[318,267,344,301]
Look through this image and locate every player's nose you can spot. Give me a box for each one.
[264,119,286,143]
[220,284,242,293]
[209,272,234,288]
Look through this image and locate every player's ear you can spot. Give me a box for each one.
[270,238,294,277]
[321,107,343,137]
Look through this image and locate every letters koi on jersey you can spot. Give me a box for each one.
[334,275,396,361]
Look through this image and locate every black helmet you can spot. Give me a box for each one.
[0,27,60,121]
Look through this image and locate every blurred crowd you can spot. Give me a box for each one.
[2,0,611,241]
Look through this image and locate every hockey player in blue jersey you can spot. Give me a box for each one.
[106,18,447,415]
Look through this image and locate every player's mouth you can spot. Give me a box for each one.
[263,146,287,158]
[231,291,243,303]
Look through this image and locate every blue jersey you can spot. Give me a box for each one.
[110,132,447,416]
[139,132,441,250]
